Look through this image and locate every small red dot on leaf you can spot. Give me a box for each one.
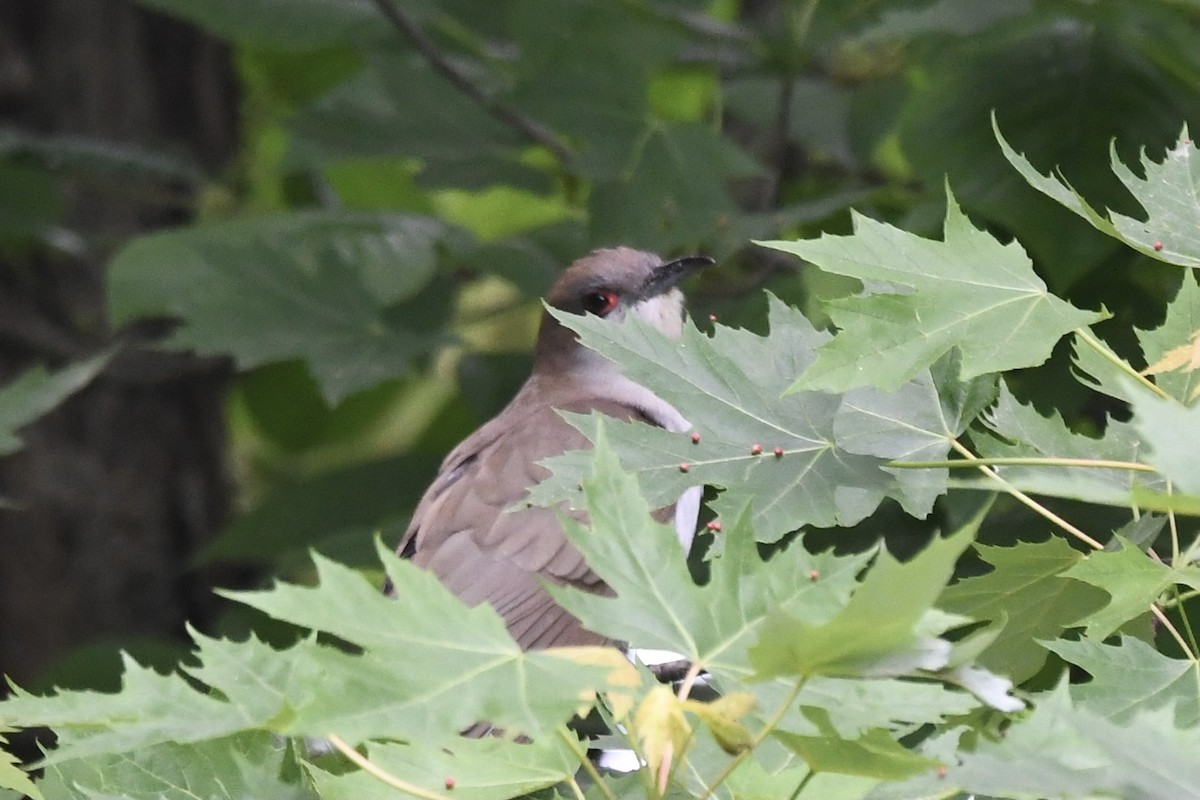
[773,447,784,458]
[445,778,457,790]
[808,570,820,581]
[679,463,690,473]
[708,314,718,322]
[706,520,722,532]
[935,766,947,779]
[1154,241,1164,251]
[750,444,762,456]
[691,431,701,443]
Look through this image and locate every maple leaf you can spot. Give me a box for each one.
[530,296,985,540]
[759,188,1103,393]
[971,382,1166,508]
[998,119,1200,269]
[1138,271,1200,403]
[107,211,457,403]
[1061,536,1200,639]
[1044,637,1200,726]
[550,421,872,680]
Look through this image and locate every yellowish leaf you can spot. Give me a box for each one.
[1142,329,1200,376]
[546,646,642,721]
[685,692,757,755]
[632,685,692,777]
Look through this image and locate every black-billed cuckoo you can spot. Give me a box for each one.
[391,247,709,650]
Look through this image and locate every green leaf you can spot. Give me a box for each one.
[1,654,241,766]
[531,295,970,539]
[1062,536,1200,639]
[939,537,1107,682]
[0,349,113,457]
[762,189,1103,393]
[588,122,761,251]
[287,52,528,182]
[899,12,1197,285]
[1126,382,1200,496]
[972,381,1164,507]
[0,742,41,800]
[37,733,311,800]
[221,542,624,743]
[1044,636,1200,726]
[748,522,975,680]
[309,736,577,800]
[108,211,456,403]
[1138,270,1200,402]
[999,121,1200,268]
[1,543,626,764]
[775,726,939,781]
[551,422,873,680]
[791,676,981,738]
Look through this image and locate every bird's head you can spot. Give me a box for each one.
[533,247,711,374]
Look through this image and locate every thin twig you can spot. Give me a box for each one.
[1150,604,1197,661]
[565,774,588,800]
[327,734,450,800]
[558,726,618,800]
[369,0,574,164]
[889,456,1156,472]
[656,661,707,794]
[947,440,1105,550]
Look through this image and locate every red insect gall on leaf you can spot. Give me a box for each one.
[706,520,722,532]
[445,778,456,790]
[935,766,947,779]
[691,431,701,443]
[1154,241,1164,251]
[679,463,690,473]
[808,569,820,581]
[708,314,718,322]
[773,447,783,457]
[750,444,762,455]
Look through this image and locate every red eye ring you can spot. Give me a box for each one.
[583,289,619,316]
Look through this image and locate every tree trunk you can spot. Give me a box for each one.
[0,0,239,688]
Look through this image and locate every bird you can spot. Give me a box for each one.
[390,247,710,651]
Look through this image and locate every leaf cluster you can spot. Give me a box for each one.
[5,117,1200,799]
[3,1,1200,798]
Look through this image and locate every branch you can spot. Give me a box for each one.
[369,0,574,164]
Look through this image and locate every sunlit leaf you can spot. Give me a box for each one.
[1044,636,1200,726]
[532,296,975,539]
[762,190,1102,392]
[999,121,1200,268]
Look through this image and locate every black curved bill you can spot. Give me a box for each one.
[639,255,714,300]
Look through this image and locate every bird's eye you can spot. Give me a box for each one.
[583,289,619,316]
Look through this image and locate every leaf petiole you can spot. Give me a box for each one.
[889,456,1156,472]
[947,439,1105,550]
[326,734,451,800]
[1075,327,1174,402]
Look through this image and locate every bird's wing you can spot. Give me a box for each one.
[396,399,653,650]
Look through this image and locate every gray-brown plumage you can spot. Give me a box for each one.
[392,248,709,650]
